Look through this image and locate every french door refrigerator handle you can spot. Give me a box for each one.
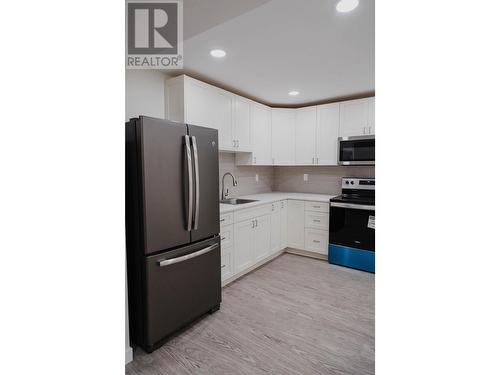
[191,136,200,230]
[158,243,219,267]
[184,135,193,231]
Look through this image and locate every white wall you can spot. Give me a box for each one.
[125,70,171,120]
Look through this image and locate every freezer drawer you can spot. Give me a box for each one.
[144,237,221,350]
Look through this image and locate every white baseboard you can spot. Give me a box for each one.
[125,346,133,364]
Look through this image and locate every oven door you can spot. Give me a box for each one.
[338,135,375,165]
[329,202,375,251]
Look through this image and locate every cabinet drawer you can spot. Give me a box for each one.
[305,229,329,255]
[234,204,272,223]
[220,212,233,226]
[220,225,234,249]
[305,212,329,230]
[221,247,234,281]
[305,201,329,213]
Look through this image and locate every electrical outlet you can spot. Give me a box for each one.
[304,173,308,182]
[255,174,259,182]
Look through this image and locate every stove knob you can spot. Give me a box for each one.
[350,181,354,185]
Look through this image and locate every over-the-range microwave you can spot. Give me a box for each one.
[338,135,375,165]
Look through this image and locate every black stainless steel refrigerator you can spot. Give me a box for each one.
[126,116,221,353]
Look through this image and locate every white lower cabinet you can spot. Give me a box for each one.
[305,228,329,255]
[270,203,281,254]
[279,200,288,249]
[287,200,305,249]
[233,219,255,274]
[253,214,272,263]
[220,218,235,282]
[221,247,234,280]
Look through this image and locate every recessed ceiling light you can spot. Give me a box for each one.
[336,0,359,13]
[288,90,300,96]
[210,49,226,58]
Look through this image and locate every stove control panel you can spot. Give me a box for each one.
[342,178,375,190]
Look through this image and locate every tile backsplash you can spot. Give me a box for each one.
[273,166,375,195]
[219,153,374,197]
[219,153,274,197]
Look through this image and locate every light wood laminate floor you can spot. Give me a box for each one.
[126,253,375,375]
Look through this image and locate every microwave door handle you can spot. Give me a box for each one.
[191,136,200,230]
[184,135,193,231]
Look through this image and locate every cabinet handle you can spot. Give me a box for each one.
[221,264,226,268]
[312,157,314,164]
[313,219,321,223]
[316,157,319,164]
[255,219,258,227]
[251,220,255,228]
[220,218,225,222]
[236,140,239,148]
[313,206,320,208]
[253,156,256,164]
[313,240,320,243]
[221,237,226,241]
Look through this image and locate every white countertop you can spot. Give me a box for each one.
[220,192,333,214]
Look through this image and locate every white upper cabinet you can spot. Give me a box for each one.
[251,102,272,164]
[294,107,317,165]
[367,97,375,135]
[232,96,251,150]
[271,108,295,165]
[339,98,374,137]
[206,88,233,149]
[316,103,340,165]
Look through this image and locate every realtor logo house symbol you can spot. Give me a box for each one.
[126,1,183,69]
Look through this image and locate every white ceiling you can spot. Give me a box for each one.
[180,0,374,106]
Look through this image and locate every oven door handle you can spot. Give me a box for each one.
[330,202,375,210]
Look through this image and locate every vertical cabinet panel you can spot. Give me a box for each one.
[250,103,272,165]
[233,220,254,273]
[271,109,295,165]
[339,98,370,137]
[280,200,288,249]
[253,214,271,263]
[270,203,281,254]
[287,200,305,250]
[294,107,317,165]
[316,103,340,165]
[232,97,251,150]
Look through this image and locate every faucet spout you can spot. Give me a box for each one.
[221,172,238,201]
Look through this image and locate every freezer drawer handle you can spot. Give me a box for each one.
[191,136,200,230]
[185,135,194,231]
[158,243,219,267]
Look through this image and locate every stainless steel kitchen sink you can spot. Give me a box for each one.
[220,198,258,205]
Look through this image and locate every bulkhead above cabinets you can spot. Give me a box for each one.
[165,75,375,166]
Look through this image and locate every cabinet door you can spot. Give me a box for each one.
[233,97,251,150]
[233,219,254,273]
[339,99,369,137]
[251,103,272,165]
[316,103,340,165]
[184,81,210,127]
[270,203,281,254]
[253,214,271,263]
[294,107,317,165]
[221,246,234,281]
[206,89,233,150]
[367,97,375,134]
[280,200,288,249]
[287,200,305,250]
[271,109,295,165]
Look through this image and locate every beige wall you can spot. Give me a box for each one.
[273,166,375,195]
